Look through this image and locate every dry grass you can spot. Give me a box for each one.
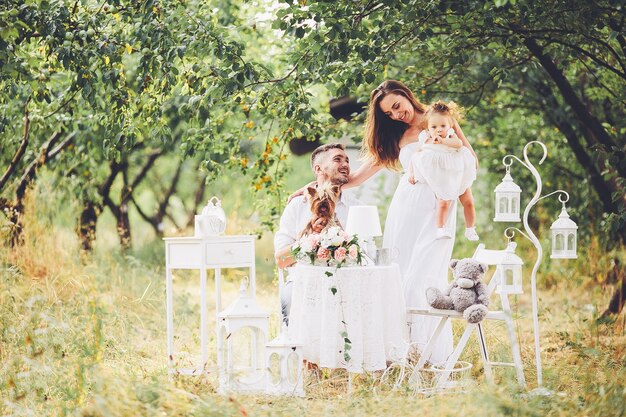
[1,193,625,417]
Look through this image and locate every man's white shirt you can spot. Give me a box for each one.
[274,190,362,258]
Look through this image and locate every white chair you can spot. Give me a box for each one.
[407,243,526,389]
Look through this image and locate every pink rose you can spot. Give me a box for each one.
[339,230,349,242]
[317,247,330,260]
[310,233,320,248]
[348,244,358,259]
[334,246,347,262]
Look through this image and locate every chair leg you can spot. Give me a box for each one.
[435,324,476,388]
[415,316,448,369]
[504,314,526,388]
[477,324,494,383]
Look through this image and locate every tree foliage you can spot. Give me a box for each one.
[1,0,625,252]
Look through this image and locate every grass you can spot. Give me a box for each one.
[1,192,625,417]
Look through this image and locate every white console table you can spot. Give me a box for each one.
[164,235,256,375]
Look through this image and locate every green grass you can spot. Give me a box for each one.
[1,190,625,417]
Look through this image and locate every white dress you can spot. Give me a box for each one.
[411,130,476,201]
[383,142,454,364]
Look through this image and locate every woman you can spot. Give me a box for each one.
[351,80,477,362]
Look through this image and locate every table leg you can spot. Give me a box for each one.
[166,268,174,372]
[200,268,208,372]
[250,261,256,298]
[215,268,222,315]
[215,268,222,377]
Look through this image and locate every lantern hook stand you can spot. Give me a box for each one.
[502,141,570,395]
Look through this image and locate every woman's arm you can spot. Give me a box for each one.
[343,159,384,189]
[453,119,478,168]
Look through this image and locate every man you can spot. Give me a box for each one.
[274,143,360,324]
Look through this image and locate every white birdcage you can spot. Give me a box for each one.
[195,196,227,237]
[494,169,522,222]
[550,205,578,259]
[217,278,269,393]
[265,324,304,396]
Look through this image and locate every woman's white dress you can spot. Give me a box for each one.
[411,130,476,201]
[382,141,454,364]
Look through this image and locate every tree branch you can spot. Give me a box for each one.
[122,149,164,202]
[15,130,70,200]
[535,36,626,81]
[522,36,626,179]
[0,98,31,191]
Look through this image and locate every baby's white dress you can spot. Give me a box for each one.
[411,130,476,201]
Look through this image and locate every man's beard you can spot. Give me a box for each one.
[330,175,349,185]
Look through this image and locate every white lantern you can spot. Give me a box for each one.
[217,278,269,394]
[550,205,578,259]
[265,324,305,397]
[496,242,524,294]
[195,196,227,237]
[494,169,522,222]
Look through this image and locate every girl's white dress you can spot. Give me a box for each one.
[411,130,476,201]
[382,141,455,364]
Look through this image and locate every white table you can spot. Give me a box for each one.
[287,263,407,373]
[164,235,256,375]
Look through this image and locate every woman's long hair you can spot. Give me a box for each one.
[362,80,426,170]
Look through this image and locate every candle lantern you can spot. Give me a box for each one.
[550,205,578,259]
[494,169,522,222]
[496,242,524,295]
[265,324,305,396]
[217,278,269,393]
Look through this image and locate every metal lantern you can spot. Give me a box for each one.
[494,169,522,222]
[550,205,578,259]
[265,324,305,397]
[496,242,524,295]
[195,196,227,237]
[217,278,269,394]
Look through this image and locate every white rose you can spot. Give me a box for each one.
[300,236,314,252]
[328,226,341,237]
[330,234,344,246]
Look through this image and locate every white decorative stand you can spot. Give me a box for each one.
[495,141,577,390]
[163,235,256,375]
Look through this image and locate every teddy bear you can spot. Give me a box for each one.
[426,258,489,323]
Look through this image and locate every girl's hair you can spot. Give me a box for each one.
[424,100,464,123]
[362,80,426,170]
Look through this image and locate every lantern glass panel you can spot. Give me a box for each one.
[498,197,507,213]
[505,269,514,286]
[567,233,575,249]
[287,352,300,385]
[224,327,266,379]
[555,233,564,251]
[269,353,281,385]
[512,196,519,213]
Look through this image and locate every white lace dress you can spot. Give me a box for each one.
[382,141,454,364]
[411,130,476,201]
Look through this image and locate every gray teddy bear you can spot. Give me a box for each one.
[426,258,489,323]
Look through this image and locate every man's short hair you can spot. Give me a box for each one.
[310,143,345,168]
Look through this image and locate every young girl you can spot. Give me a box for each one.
[409,101,478,241]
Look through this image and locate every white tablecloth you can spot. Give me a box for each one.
[288,263,407,373]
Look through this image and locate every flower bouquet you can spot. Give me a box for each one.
[291,226,363,267]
